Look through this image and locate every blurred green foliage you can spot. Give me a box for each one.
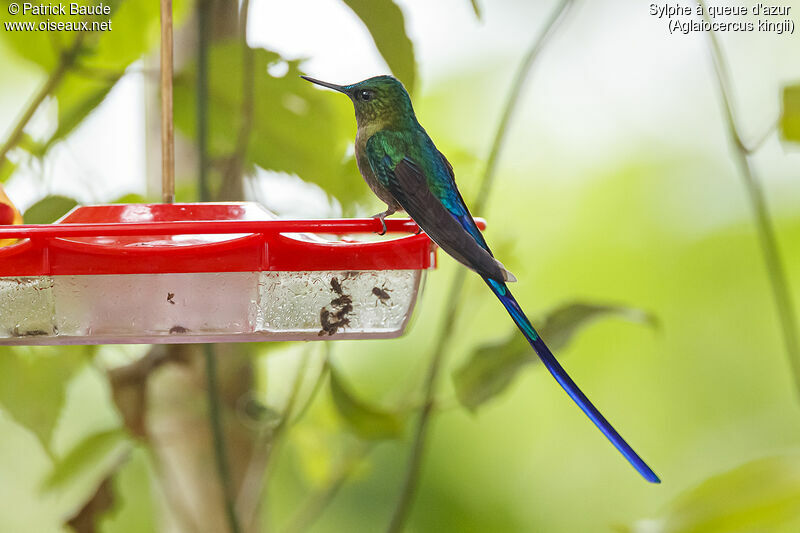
[625,454,800,533]
[43,428,129,493]
[781,84,800,143]
[341,0,416,92]
[0,0,799,532]
[99,448,157,533]
[0,347,90,453]
[454,302,656,411]
[173,42,366,207]
[1,0,111,70]
[329,364,405,440]
[0,0,190,170]
[23,195,79,223]
[0,159,15,183]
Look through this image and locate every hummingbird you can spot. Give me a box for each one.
[302,74,660,483]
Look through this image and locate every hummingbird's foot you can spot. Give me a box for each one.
[414,226,423,235]
[371,209,395,236]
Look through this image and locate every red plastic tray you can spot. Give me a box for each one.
[0,203,454,276]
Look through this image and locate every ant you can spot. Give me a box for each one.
[372,285,391,305]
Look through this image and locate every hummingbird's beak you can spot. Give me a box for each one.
[300,75,348,94]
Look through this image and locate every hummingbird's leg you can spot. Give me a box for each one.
[371,207,396,236]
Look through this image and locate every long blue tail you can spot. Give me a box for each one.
[485,278,660,483]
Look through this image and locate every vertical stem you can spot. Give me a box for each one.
[160,0,175,203]
[739,155,800,389]
[384,2,574,532]
[699,0,800,396]
[237,0,254,160]
[219,0,254,201]
[203,344,243,533]
[197,0,210,202]
[194,5,240,533]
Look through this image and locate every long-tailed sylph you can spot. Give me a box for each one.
[302,74,660,483]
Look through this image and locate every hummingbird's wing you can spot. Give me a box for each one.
[434,148,493,251]
[366,131,514,282]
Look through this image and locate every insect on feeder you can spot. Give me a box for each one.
[0,0,483,346]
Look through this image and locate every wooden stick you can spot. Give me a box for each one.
[160,0,175,203]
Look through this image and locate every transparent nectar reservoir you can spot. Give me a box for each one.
[0,203,437,345]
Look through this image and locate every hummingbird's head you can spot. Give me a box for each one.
[301,75,416,129]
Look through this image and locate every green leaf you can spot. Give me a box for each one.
[453,332,532,414]
[110,193,148,204]
[43,77,116,153]
[17,132,44,155]
[174,43,367,207]
[52,0,190,146]
[625,454,800,533]
[2,0,190,154]
[98,448,157,533]
[43,0,188,148]
[0,347,89,452]
[0,158,17,184]
[67,476,115,533]
[340,0,417,91]
[453,302,656,411]
[43,428,130,493]
[329,366,404,440]
[780,84,800,143]
[0,10,77,71]
[537,302,657,350]
[23,195,79,224]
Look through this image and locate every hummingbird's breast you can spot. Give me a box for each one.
[355,128,402,210]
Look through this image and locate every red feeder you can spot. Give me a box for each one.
[0,202,464,345]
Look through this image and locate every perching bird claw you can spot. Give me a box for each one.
[371,209,393,236]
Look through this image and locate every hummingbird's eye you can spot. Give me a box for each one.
[359,90,373,102]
